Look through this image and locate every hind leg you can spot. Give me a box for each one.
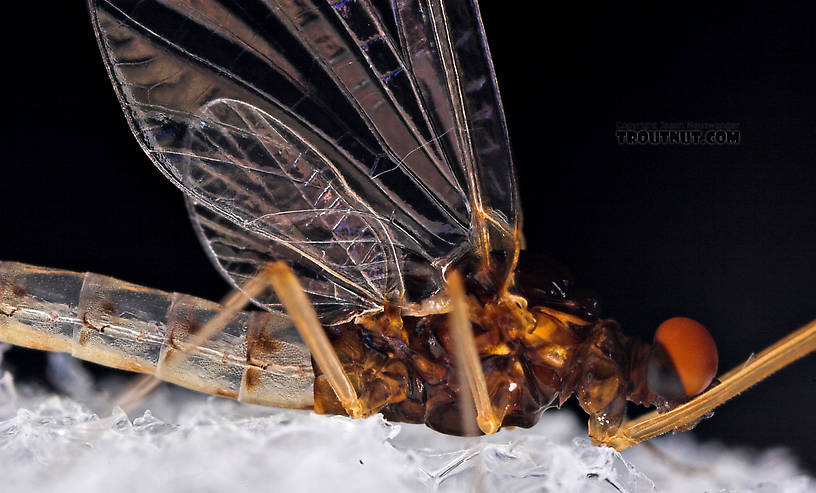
[266,261,364,418]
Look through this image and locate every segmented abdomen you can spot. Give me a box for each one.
[0,261,314,409]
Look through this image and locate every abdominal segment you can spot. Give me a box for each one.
[0,262,314,409]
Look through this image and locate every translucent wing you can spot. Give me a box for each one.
[89,0,519,321]
[389,0,521,255]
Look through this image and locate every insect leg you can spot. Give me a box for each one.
[266,261,364,418]
[599,318,816,450]
[447,270,501,435]
[115,264,278,411]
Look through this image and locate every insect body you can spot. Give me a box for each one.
[0,257,718,444]
[1,0,813,450]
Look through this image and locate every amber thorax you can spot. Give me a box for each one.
[313,262,657,438]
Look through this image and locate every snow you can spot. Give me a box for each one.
[0,351,813,493]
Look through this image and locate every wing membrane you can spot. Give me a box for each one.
[431,0,520,232]
[90,0,519,320]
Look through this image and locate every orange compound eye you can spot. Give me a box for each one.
[646,317,719,401]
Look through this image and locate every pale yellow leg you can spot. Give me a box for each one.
[266,261,364,418]
[114,374,161,411]
[447,270,500,435]
[115,264,277,411]
[600,318,816,450]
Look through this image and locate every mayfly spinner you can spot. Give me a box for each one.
[1,0,814,450]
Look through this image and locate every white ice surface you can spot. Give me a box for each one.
[0,352,813,493]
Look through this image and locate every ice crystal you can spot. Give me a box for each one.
[0,355,812,493]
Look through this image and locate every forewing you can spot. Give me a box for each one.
[90,0,519,320]
[390,0,521,251]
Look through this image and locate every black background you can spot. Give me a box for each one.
[2,3,814,473]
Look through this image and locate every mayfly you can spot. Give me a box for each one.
[0,0,813,450]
